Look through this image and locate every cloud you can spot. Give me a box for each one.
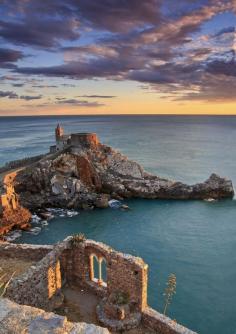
[214,26,235,37]
[206,56,236,77]
[16,55,138,79]
[0,90,42,100]
[0,47,24,67]
[0,0,161,49]
[12,83,24,87]
[32,85,58,88]
[56,98,104,107]
[75,0,162,32]
[19,95,42,100]
[2,0,236,103]
[0,91,18,99]
[0,17,80,48]
[79,95,116,98]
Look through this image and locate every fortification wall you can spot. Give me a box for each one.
[71,133,99,148]
[0,154,45,174]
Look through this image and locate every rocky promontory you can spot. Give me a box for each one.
[13,134,234,211]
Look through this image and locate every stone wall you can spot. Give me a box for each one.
[3,238,197,334]
[0,242,53,261]
[5,240,69,311]
[0,154,45,173]
[71,133,99,148]
[142,307,196,334]
[62,239,148,312]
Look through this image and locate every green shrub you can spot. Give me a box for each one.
[70,233,86,247]
[114,291,129,305]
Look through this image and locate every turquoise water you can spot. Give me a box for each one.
[1,115,236,334]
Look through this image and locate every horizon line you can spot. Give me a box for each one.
[1,113,236,117]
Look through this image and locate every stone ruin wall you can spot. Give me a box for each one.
[4,241,67,311]
[0,242,53,261]
[63,240,148,312]
[2,239,197,334]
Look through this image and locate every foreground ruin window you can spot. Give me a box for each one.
[90,254,107,287]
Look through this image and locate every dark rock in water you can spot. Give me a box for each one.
[37,211,54,220]
[121,204,130,210]
[13,135,234,210]
[94,194,110,208]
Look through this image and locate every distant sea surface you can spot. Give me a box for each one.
[1,115,236,334]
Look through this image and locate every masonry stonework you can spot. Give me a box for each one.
[2,238,197,334]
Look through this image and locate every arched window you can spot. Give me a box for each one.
[89,254,107,287]
[101,258,107,283]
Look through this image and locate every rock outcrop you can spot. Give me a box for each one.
[13,136,234,211]
[0,298,110,333]
[0,171,31,236]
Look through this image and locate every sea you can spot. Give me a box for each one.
[0,115,236,334]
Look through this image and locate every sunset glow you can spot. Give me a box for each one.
[0,1,236,116]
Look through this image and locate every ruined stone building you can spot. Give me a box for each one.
[2,237,197,334]
[50,124,99,153]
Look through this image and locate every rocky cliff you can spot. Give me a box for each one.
[13,136,234,210]
[0,171,31,236]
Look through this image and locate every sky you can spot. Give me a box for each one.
[0,0,236,116]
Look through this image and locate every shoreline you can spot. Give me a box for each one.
[0,127,234,237]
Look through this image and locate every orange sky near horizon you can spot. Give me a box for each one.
[1,95,236,116]
[1,1,236,117]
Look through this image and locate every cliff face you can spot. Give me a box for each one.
[14,137,234,210]
[0,171,31,235]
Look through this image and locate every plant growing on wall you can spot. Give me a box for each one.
[114,291,129,305]
[163,273,176,316]
[70,233,86,247]
[0,267,15,297]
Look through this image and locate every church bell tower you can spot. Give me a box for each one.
[55,124,64,141]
